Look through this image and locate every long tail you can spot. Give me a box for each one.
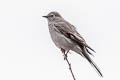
[82,46,103,77]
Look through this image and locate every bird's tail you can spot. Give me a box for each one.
[82,46,103,77]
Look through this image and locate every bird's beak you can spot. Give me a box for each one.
[42,16,48,18]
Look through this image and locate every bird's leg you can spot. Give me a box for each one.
[61,48,68,60]
[64,52,68,60]
[61,48,76,80]
[61,48,65,53]
[65,50,70,59]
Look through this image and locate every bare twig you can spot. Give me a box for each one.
[63,52,76,80]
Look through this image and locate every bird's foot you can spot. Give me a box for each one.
[63,53,68,60]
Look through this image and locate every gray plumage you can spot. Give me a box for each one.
[43,11,103,77]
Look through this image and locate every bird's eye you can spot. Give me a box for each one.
[50,14,54,17]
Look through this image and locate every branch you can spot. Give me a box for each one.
[63,52,76,80]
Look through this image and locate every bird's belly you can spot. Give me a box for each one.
[49,28,76,50]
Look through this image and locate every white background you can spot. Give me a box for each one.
[0,0,120,80]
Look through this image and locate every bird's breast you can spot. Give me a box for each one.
[48,23,76,50]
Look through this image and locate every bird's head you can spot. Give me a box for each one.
[42,11,62,21]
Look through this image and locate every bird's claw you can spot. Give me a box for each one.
[63,54,67,60]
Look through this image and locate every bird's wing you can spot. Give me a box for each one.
[54,22,95,53]
[54,22,103,77]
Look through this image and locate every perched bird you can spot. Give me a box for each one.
[43,11,103,77]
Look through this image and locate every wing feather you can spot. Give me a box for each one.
[54,22,95,53]
[54,22,103,77]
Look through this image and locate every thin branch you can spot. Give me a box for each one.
[63,52,76,80]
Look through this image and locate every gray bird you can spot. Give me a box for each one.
[43,11,103,77]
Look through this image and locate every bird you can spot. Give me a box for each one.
[42,11,103,77]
